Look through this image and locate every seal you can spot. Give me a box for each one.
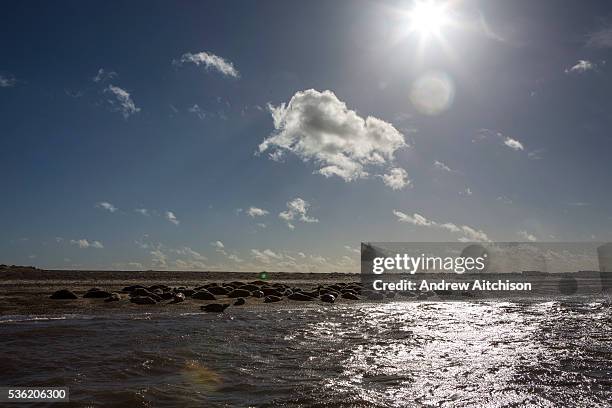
[200,303,230,313]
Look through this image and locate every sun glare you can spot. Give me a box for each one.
[408,1,449,37]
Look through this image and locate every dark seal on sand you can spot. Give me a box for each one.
[50,289,78,299]
[192,290,216,300]
[233,297,246,306]
[130,296,157,305]
[264,295,282,303]
[200,303,230,313]
[288,292,314,301]
[227,289,251,298]
[83,288,113,298]
[320,294,336,303]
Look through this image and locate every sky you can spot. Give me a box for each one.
[1,0,612,272]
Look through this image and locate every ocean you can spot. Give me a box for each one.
[1,299,611,407]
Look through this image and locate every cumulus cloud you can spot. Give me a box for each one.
[173,51,239,78]
[95,201,117,213]
[564,60,596,74]
[165,211,179,225]
[503,137,524,151]
[247,207,269,217]
[393,210,491,242]
[258,89,407,185]
[104,85,140,118]
[70,239,104,249]
[93,68,117,82]
[0,74,17,88]
[380,167,410,190]
[279,198,318,229]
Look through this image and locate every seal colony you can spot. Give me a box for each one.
[48,280,423,312]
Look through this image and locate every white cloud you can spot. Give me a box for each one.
[211,240,225,249]
[564,60,596,74]
[434,160,452,172]
[188,104,206,119]
[475,129,525,152]
[174,51,239,78]
[247,207,269,217]
[150,249,168,268]
[518,230,538,242]
[528,149,545,160]
[503,137,524,151]
[279,198,318,228]
[104,85,140,119]
[460,188,473,196]
[0,74,16,88]
[393,210,491,242]
[258,89,407,183]
[165,211,179,225]
[135,208,149,216]
[174,246,207,261]
[95,201,117,213]
[380,167,410,190]
[228,254,244,263]
[344,245,360,254]
[251,248,283,264]
[70,239,104,249]
[93,68,117,82]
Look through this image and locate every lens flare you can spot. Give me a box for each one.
[409,71,455,115]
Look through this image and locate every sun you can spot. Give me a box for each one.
[408,1,449,37]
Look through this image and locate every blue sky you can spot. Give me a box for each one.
[1,0,612,271]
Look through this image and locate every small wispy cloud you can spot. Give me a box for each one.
[476,129,525,152]
[564,60,596,74]
[433,160,453,172]
[0,74,17,88]
[173,51,239,78]
[93,68,118,83]
[528,149,545,160]
[95,201,117,213]
[70,239,104,249]
[188,104,206,119]
[104,85,140,119]
[247,207,269,217]
[344,245,360,254]
[279,198,318,229]
[165,211,179,225]
[393,210,491,242]
[518,230,538,242]
[586,26,612,48]
[211,240,225,249]
[135,208,150,216]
